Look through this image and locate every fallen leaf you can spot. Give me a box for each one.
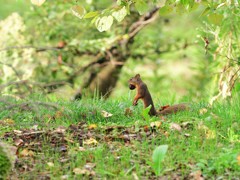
[150,121,162,128]
[53,126,66,134]
[125,108,133,116]
[61,175,69,179]
[73,168,95,176]
[47,162,54,167]
[13,130,23,135]
[199,108,208,115]
[84,163,96,170]
[14,138,24,146]
[88,124,97,130]
[170,123,182,132]
[181,121,193,129]
[237,154,240,165]
[19,148,34,157]
[0,118,15,125]
[132,172,139,180]
[184,133,191,137]
[101,110,113,118]
[189,170,204,180]
[198,122,216,139]
[83,138,98,145]
[79,147,86,151]
[55,110,64,119]
[73,168,87,175]
[143,125,149,132]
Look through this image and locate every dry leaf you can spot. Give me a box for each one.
[237,154,240,165]
[84,163,96,170]
[150,121,162,128]
[19,148,34,157]
[125,108,133,116]
[189,170,204,180]
[14,138,24,146]
[101,110,113,118]
[0,118,15,125]
[73,168,95,176]
[47,162,54,167]
[198,122,216,139]
[199,108,208,115]
[143,125,149,132]
[13,130,23,135]
[61,175,69,179]
[88,124,97,130]
[83,138,98,145]
[79,147,86,151]
[170,123,182,132]
[55,110,64,119]
[53,126,66,134]
[73,168,87,175]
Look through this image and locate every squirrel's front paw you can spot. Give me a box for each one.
[133,101,138,106]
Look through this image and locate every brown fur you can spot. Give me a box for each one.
[128,74,189,116]
[128,74,157,116]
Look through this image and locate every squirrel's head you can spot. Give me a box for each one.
[128,74,141,90]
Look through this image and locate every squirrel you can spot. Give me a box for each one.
[128,74,189,116]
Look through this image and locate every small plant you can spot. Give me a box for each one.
[152,145,168,176]
[141,105,152,121]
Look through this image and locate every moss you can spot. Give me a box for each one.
[0,146,11,180]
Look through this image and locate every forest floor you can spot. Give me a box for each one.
[0,96,240,179]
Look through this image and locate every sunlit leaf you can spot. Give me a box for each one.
[158,0,166,7]
[170,123,182,132]
[142,105,151,120]
[237,155,240,165]
[95,16,114,32]
[101,110,113,117]
[199,108,208,115]
[84,11,99,19]
[83,138,98,145]
[159,5,173,15]
[112,6,127,22]
[31,0,46,6]
[150,121,162,128]
[71,5,86,19]
[200,7,210,17]
[208,13,223,25]
[152,145,168,176]
[88,124,97,129]
[47,162,54,167]
[135,0,148,15]
[19,148,34,157]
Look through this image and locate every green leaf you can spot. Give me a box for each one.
[95,16,114,32]
[84,11,99,19]
[142,105,151,121]
[152,145,168,176]
[208,13,223,25]
[112,6,127,22]
[135,0,148,15]
[71,5,86,19]
[200,7,210,17]
[159,5,173,15]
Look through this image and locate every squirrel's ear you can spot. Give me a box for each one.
[135,74,140,78]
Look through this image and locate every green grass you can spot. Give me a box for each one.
[0,95,239,179]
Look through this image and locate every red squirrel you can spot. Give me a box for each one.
[128,74,189,116]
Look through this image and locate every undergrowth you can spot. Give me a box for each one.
[0,95,239,179]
